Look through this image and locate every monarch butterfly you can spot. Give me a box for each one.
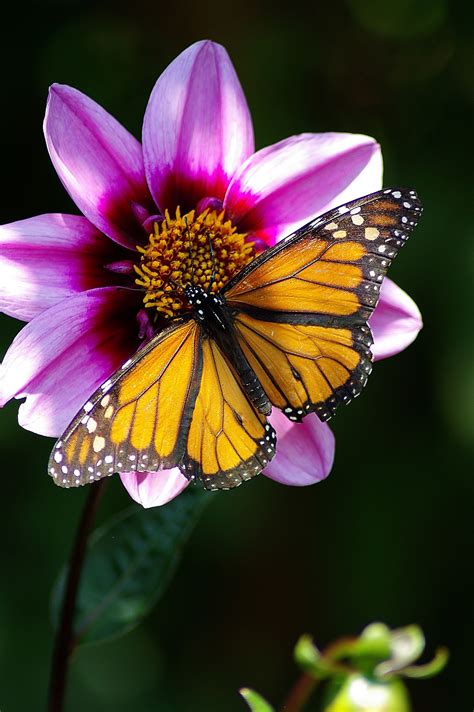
[49,188,422,491]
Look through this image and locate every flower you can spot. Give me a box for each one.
[294,623,448,712]
[0,40,422,507]
[241,624,447,712]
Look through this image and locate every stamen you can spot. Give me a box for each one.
[134,207,254,317]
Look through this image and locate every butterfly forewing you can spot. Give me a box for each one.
[224,188,421,323]
[225,188,422,421]
[48,319,201,487]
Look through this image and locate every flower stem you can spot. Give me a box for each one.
[280,672,319,712]
[47,480,107,712]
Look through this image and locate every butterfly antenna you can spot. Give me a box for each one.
[184,216,195,286]
[207,232,217,293]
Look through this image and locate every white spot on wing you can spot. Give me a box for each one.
[93,436,105,453]
[364,227,380,240]
[86,418,97,433]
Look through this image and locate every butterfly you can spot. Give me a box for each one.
[49,188,422,491]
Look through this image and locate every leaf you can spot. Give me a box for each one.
[239,688,275,712]
[52,488,210,646]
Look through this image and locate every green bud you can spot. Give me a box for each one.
[239,687,275,712]
[295,635,339,678]
[323,674,411,712]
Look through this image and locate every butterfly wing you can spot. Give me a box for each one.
[48,318,202,487]
[49,317,275,490]
[180,335,276,490]
[224,188,422,421]
[233,313,372,422]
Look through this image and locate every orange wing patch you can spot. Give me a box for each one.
[224,238,365,316]
[180,337,276,490]
[235,312,373,422]
[48,319,201,487]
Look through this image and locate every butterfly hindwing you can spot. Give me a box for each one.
[180,336,276,490]
[225,188,422,421]
[48,318,202,487]
[234,313,373,422]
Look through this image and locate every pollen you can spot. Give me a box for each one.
[134,207,255,317]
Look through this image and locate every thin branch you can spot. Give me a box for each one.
[47,480,107,712]
[279,672,319,712]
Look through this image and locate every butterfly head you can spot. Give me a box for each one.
[184,284,226,325]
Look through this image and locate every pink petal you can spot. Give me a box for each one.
[225,132,382,245]
[0,287,141,437]
[264,410,335,486]
[370,278,422,361]
[0,214,122,321]
[120,469,189,508]
[143,40,254,213]
[44,84,153,250]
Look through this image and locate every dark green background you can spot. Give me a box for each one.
[0,0,472,710]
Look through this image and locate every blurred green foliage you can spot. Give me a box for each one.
[0,0,472,710]
[51,490,209,646]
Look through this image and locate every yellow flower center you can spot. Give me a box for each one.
[134,207,254,318]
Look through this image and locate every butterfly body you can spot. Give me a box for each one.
[49,188,422,491]
[184,284,271,415]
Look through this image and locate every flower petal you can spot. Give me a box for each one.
[264,410,335,486]
[44,84,153,249]
[143,40,254,212]
[370,278,422,361]
[225,132,382,245]
[120,469,189,508]
[0,287,141,437]
[0,214,122,321]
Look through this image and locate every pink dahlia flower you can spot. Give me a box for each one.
[0,40,422,508]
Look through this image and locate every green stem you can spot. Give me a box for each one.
[47,480,107,712]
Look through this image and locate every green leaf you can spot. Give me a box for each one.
[239,688,275,712]
[52,488,210,646]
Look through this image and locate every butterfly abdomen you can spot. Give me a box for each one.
[231,356,271,415]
